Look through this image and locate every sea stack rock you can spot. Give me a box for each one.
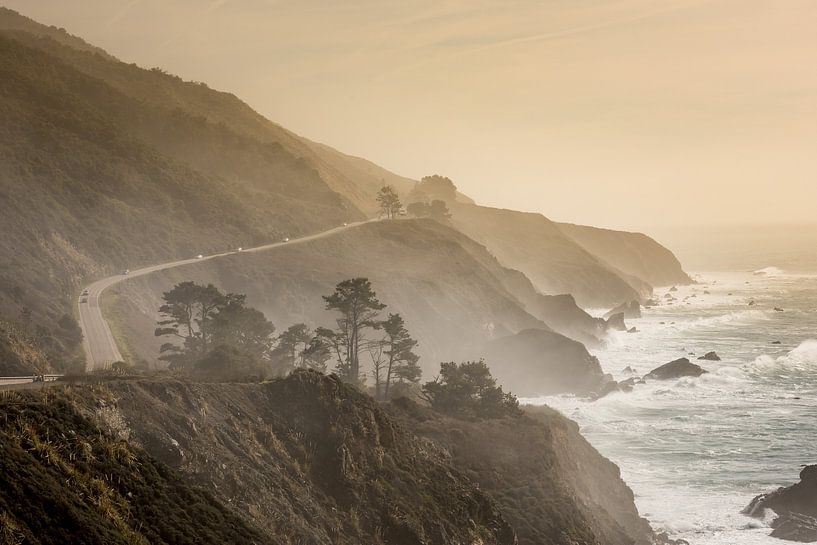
[744,465,817,542]
[605,312,628,331]
[604,300,642,320]
[698,351,721,361]
[645,358,708,380]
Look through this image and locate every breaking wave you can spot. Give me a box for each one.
[752,266,785,276]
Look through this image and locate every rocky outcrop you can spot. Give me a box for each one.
[83,373,516,544]
[744,465,817,542]
[770,514,817,542]
[698,351,721,361]
[522,293,608,347]
[645,358,708,380]
[604,300,642,320]
[388,399,660,545]
[606,312,628,331]
[481,328,607,396]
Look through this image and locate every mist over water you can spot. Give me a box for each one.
[647,224,817,274]
[524,269,817,544]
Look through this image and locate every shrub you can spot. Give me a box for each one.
[422,360,520,419]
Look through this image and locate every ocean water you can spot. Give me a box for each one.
[523,269,817,544]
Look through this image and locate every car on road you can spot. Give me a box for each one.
[282,237,290,242]
[343,222,348,226]
[121,269,129,275]
[236,247,243,252]
[196,254,204,259]
[82,289,89,295]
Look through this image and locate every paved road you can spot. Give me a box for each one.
[78,220,372,371]
[0,376,63,391]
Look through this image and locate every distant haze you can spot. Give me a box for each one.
[8,0,817,230]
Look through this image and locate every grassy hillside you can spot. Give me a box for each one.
[451,203,648,308]
[0,16,380,369]
[0,386,265,545]
[557,222,692,288]
[104,219,608,395]
[0,7,414,215]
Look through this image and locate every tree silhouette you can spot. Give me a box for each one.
[322,278,385,385]
[381,313,420,398]
[270,323,313,375]
[422,360,520,418]
[376,185,403,219]
[155,282,275,373]
[154,282,227,369]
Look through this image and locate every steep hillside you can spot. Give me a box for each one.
[105,219,608,395]
[481,329,605,396]
[0,386,265,545]
[0,320,55,375]
[74,373,516,544]
[388,399,658,545]
[0,16,377,366]
[2,373,666,544]
[0,34,325,367]
[557,223,691,288]
[451,203,648,308]
[0,7,412,215]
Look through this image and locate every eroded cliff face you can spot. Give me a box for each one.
[79,373,517,545]
[450,204,647,308]
[97,373,658,545]
[388,399,658,545]
[556,223,691,289]
[1,372,678,545]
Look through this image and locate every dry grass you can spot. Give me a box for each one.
[0,512,24,545]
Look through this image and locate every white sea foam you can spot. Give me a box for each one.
[527,271,817,544]
[753,266,785,276]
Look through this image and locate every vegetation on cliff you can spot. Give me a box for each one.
[65,372,517,544]
[0,387,264,545]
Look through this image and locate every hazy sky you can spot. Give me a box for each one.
[9,0,817,229]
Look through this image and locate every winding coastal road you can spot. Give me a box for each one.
[78,220,372,371]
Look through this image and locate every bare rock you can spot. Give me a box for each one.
[645,358,708,380]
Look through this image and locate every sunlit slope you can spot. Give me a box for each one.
[0,30,358,368]
[0,7,415,214]
[557,222,691,288]
[451,203,648,308]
